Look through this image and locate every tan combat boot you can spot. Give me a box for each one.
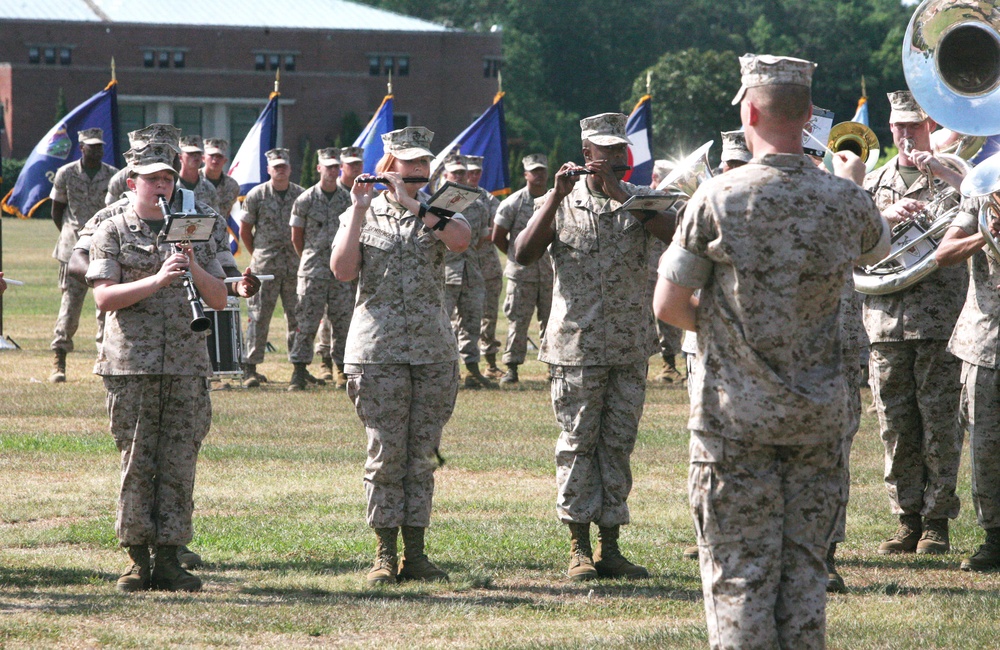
[335,363,348,389]
[49,349,67,383]
[962,527,1000,572]
[567,522,598,582]
[500,364,519,385]
[151,545,202,592]
[917,518,950,554]
[288,362,307,391]
[826,543,846,593]
[484,353,504,379]
[683,544,699,559]
[594,525,649,579]
[116,545,151,593]
[242,363,260,388]
[877,513,922,554]
[398,526,449,582]
[319,356,335,381]
[465,362,497,389]
[177,545,203,570]
[367,527,399,585]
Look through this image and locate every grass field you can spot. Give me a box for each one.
[1,216,999,649]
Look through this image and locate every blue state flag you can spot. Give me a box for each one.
[353,95,394,176]
[851,96,870,126]
[972,136,1000,165]
[430,92,510,195]
[2,80,119,219]
[226,91,280,254]
[625,95,653,187]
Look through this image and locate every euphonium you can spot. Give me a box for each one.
[655,140,714,199]
[853,140,973,295]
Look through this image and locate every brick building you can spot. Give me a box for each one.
[0,0,503,170]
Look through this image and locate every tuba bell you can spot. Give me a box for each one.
[903,0,1000,136]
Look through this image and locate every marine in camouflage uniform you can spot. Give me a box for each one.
[464,156,504,378]
[201,138,241,217]
[177,135,221,212]
[514,113,674,582]
[331,126,472,584]
[241,148,305,386]
[493,154,553,384]
[655,55,888,649]
[441,154,495,389]
[863,91,966,555]
[87,141,229,593]
[48,127,117,382]
[937,196,1000,571]
[288,148,353,390]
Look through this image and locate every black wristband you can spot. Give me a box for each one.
[418,202,430,220]
[638,210,658,224]
[432,215,450,231]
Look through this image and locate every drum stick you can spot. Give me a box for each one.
[223,274,275,283]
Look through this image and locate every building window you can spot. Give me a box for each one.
[44,47,56,65]
[59,48,71,65]
[255,54,266,71]
[174,106,203,137]
[483,57,502,78]
[368,54,411,77]
[269,54,280,70]
[230,106,260,147]
[393,114,410,129]
[173,51,185,68]
[284,54,296,71]
[158,51,170,68]
[143,51,154,68]
[118,105,147,151]
[28,47,39,64]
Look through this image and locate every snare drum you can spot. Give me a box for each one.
[204,296,243,375]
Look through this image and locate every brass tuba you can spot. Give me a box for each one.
[854,0,1000,295]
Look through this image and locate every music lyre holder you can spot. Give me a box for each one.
[157,191,213,332]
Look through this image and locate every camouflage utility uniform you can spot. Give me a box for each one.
[947,204,1000,544]
[444,194,491,365]
[202,170,241,217]
[496,187,553,366]
[541,178,659,527]
[289,182,353,366]
[341,192,468,528]
[660,153,886,650]
[863,160,966,525]
[50,159,117,353]
[87,203,225,547]
[242,180,305,363]
[477,190,504,360]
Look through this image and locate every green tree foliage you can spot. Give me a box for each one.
[340,111,363,147]
[357,0,915,163]
[55,88,68,122]
[299,140,318,188]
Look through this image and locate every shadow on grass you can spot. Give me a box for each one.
[847,582,1000,596]
[208,557,361,576]
[0,565,116,589]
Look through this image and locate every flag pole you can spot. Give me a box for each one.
[646,70,652,96]
[387,70,393,96]
[498,69,503,95]
[111,57,116,82]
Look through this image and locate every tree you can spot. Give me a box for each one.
[299,140,317,187]
[55,88,68,122]
[623,49,741,162]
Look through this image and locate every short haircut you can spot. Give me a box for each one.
[747,84,812,123]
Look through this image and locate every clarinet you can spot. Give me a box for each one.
[157,195,211,333]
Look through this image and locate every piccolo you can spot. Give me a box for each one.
[223,274,274,283]
[356,176,430,184]
[564,165,632,177]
